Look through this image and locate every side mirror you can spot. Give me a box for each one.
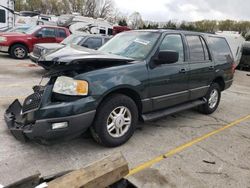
[155,50,179,65]
[36,32,43,38]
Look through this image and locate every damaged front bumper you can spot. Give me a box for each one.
[4,97,96,143]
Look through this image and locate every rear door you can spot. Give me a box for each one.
[185,35,215,100]
[56,28,67,42]
[148,33,190,110]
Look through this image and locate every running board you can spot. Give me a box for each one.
[142,99,206,122]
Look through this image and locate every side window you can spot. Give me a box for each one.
[57,29,67,38]
[104,37,110,43]
[39,28,56,38]
[200,37,210,61]
[0,9,6,23]
[108,28,113,35]
[209,37,232,61]
[186,35,205,61]
[83,37,102,49]
[159,34,184,61]
[99,29,106,34]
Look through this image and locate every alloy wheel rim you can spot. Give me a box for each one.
[208,89,219,109]
[14,47,25,58]
[106,106,132,138]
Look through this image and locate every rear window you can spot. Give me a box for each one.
[0,9,6,23]
[209,37,232,61]
[83,37,102,49]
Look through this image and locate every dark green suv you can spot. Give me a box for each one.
[5,30,235,147]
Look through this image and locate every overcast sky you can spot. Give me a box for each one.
[114,0,250,22]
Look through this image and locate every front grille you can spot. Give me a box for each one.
[33,46,42,57]
[22,91,43,113]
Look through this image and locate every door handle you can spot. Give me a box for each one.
[179,68,187,73]
[209,66,215,70]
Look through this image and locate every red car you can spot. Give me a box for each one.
[0,25,70,59]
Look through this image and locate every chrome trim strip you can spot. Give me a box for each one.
[141,98,151,102]
[152,90,189,100]
[190,85,210,92]
[225,79,233,83]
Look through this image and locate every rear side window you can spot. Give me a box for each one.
[57,29,67,38]
[0,9,6,23]
[186,35,205,61]
[83,37,102,49]
[159,34,184,61]
[39,28,56,37]
[209,37,232,61]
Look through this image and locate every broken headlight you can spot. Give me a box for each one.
[53,76,88,96]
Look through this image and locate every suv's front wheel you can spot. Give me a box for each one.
[199,83,221,114]
[91,94,138,147]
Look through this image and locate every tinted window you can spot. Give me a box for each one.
[200,37,210,60]
[108,28,113,35]
[0,9,6,23]
[99,29,106,34]
[83,37,102,49]
[57,29,67,38]
[186,35,205,61]
[209,37,232,61]
[39,28,56,37]
[160,34,184,61]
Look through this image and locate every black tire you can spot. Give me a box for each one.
[10,44,28,59]
[198,83,221,114]
[91,94,138,147]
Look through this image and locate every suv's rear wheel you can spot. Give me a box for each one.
[91,94,138,147]
[198,83,221,114]
[10,44,28,59]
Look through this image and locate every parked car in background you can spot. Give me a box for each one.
[30,33,111,66]
[238,41,250,70]
[5,30,235,147]
[5,25,32,33]
[0,25,70,59]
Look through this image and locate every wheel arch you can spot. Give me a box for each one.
[212,77,225,91]
[9,42,29,54]
[97,87,143,117]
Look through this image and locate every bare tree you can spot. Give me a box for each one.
[129,12,143,29]
[83,0,114,19]
[98,0,113,18]
[83,0,97,17]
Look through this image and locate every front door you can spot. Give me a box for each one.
[32,27,57,49]
[148,34,189,111]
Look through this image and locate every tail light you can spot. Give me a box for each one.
[232,63,236,74]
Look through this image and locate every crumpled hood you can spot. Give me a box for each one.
[35,43,65,50]
[42,44,134,64]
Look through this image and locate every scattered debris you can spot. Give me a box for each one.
[202,160,216,165]
[4,152,136,188]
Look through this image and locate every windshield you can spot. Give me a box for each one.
[24,25,41,34]
[99,31,161,60]
[61,34,85,45]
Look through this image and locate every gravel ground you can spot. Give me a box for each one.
[0,52,249,187]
